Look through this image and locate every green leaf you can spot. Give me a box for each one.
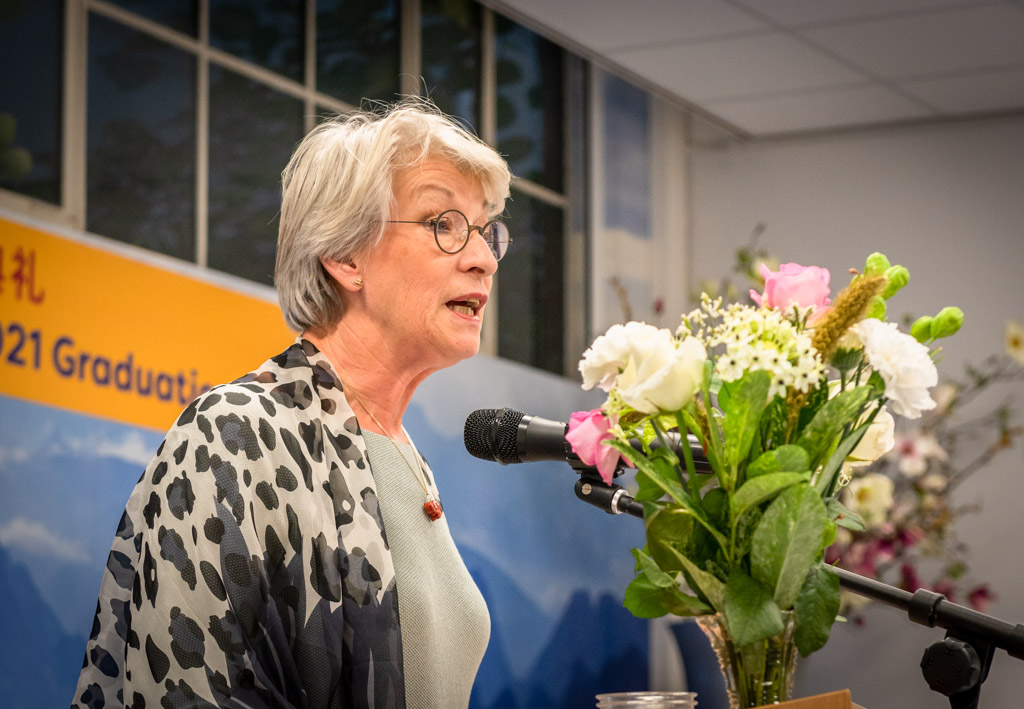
[691,488,729,562]
[634,468,666,502]
[624,551,714,619]
[664,588,715,617]
[751,484,829,609]
[610,439,687,504]
[730,472,810,524]
[826,498,865,532]
[623,574,671,618]
[796,385,874,471]
[631,547,676,588]
[814,423,871,496]
[796,383,830,432]
[794,563,841,656]
[721,371,772,479]
[646,507,695,572]
[747,445,810,478]
[822,520,837,550]
[724,567,784,647]
[666,546,727,613]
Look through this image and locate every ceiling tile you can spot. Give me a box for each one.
[803,5,1024,79]
[731,0,990,26]
[495,0,767,51]
[902,67,1024,113]
[610,32,867,101]
[705,84,932,134]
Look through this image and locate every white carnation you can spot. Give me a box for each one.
[852,319,938,419]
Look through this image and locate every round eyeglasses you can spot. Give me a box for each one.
[386,209,512,261]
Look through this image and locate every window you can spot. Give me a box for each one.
[86,15,196,259]
[1,0,588,376]
[0,0,63,205]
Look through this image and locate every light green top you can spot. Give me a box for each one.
[362,431,490,709]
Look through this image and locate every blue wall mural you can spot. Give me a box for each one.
[0,351,651,708]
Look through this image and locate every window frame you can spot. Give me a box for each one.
[0,0,582,372]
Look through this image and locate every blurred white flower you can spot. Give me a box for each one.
[894,432,948,477]
[932,384,958,415]
[1007,320,1024,365]
[845,472,895,527]
[853,319,938,418]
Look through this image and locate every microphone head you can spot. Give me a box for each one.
[464,408,525,464]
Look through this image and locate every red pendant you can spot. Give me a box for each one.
[423,499,443,521]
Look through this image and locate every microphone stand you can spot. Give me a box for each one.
[570,470,1024,709]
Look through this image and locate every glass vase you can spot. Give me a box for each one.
[695,612,798,708]
[595,692,698,708]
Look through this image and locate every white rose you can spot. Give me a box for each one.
[848,408,896,463]
[845,472,894,527]
[617,336,707,413]
[579,321,675,392]
[852,319,938,419]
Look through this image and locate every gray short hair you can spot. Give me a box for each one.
[275,98,513,332]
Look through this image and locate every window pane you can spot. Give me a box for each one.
[105,0,198,36]
[210,0,304,81]
[0,0,62,204]
[496,16,564,193]
[208,66,304,285]
[602,74,650,239]
[317,0,400,104]
[498,190,564,374]
[421,0,480,132]
[87,15,196,260]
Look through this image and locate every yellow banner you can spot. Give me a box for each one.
[0,215,294,430]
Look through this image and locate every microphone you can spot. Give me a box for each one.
[463,407,711,471]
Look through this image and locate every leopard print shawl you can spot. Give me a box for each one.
[71,339,409,708]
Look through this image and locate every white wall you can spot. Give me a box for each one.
[689,114,1024,708]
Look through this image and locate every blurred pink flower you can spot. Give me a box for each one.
[895,432,948,477]
[566,409,621,484]
[933,579,956,603]
[968,585,995,613]
[750,262,831,312]
[900,563,923,593]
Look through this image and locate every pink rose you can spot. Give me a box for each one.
[566,409,621,484]
[750,262,831,312]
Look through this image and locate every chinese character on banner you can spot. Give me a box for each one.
[10,246,46,304]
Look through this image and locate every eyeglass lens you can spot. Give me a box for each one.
[435,210,509,260]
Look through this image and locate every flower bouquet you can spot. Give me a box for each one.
[568,254,964,708]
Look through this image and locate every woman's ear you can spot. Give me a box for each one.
[321,258,364,292]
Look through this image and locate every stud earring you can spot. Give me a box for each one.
[353,278,363,288]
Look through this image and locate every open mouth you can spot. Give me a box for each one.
[446,298,481,317]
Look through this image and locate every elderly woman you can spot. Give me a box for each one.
[72,100,512,709]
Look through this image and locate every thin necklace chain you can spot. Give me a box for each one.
[343,383,444,521]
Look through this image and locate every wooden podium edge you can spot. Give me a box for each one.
[762,689,858,708]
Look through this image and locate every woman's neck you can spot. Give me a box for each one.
[302,320,434,442]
